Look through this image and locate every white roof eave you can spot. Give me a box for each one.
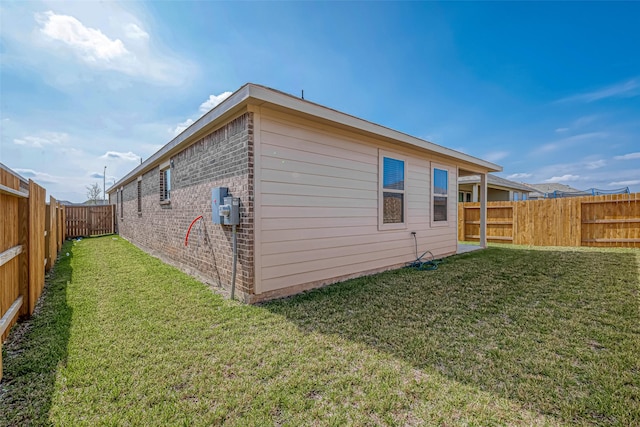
[109,83,501,192]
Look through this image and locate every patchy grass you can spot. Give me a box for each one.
[1,237,638,426]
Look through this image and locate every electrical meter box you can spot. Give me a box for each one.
[211,187,228,224]
[221,196,240,225]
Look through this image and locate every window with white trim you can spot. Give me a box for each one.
[119,188,124,220]
[432,166,448,223]
[379,151,407,229]
[137,178,142,214]
[160,164,171,203]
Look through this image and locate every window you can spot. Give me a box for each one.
[379,151,406,229]
[160,163,171,203]
[119,188,124,219]
[137,178,142,214]
[432,166,448,223]
[458,191,472,202]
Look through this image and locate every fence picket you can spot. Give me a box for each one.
[459,193,640,248]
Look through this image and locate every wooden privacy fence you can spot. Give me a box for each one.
[1,164,65,380]
[65,205,115,238]
[458,193,640,248]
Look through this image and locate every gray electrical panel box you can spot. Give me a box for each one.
[220,196,240,225]
[211,187,228,224]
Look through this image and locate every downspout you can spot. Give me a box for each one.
[231,224,237,300]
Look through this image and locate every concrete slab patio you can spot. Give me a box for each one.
[457,243,483,254]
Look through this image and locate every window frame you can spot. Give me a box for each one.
[159,160,171,204]
[137,176,142,215]
[378,150,408,231]
[458,191,472,203]
[431,163,450,227]
[119,187,124,220]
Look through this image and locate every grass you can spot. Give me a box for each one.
[1,236,638,426]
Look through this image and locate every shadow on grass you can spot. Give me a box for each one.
[264,247,640,425]
[0,240,74,426]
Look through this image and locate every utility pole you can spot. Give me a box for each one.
[103,166,107,203]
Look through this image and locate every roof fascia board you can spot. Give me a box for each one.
[109,83,502,192]
[246,85,501,172]
[108,85,252,192]
[459,175,533,192]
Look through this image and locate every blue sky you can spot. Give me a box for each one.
[1,1,638,202]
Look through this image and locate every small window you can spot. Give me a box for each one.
[119,188,124,219]
[137,179,142,214]
[160,165,171,203]
[458,191,472,203]
[379,152,406,229]
[383,157,404,223]
[432,166,448,223]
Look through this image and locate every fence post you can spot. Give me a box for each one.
[458,203,463,242]
[18,197,29,317]
[27,180,46,315]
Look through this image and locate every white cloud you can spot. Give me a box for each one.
[610,180,640,186]
[28,9,193,85]
[555,128,569,133]
[101,151,140,162]
[544,174,580,183]
[535,132,608,154]
[171,91,233,137]
[37,11,129,63]
[173,119,194,136]
[124,23,149,40]
[199,92,233,113]
[13,132,68,148]
[585,160,606,170]
[13,168,59,184]
[483,151,508,163]
[556,78,640,103]
[507,173,532,179]
[614,152,640,160]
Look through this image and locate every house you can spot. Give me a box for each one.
[526,183,581,200]
[107,83,500,303]
[458,174,533,202]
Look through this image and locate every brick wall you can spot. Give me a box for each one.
[115,113,255,299]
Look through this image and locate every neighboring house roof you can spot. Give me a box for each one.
[108,83,501,192]
[526,183,581,194]
[458,174,534,193]
[526,183,581,198]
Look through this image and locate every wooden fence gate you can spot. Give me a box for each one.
[458,192,640,248]
[65,205,115,238]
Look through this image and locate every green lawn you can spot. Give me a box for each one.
[1,236,638,426]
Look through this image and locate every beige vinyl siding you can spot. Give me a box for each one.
[256,110,458,294]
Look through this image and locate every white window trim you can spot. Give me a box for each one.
[119,186,124,220]
[378,149,408,231]
[159,160,171,204]
[458,191,472,203]
[137,176,142,214]
[431,162,451,227]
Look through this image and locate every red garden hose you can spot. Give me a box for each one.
[184,215,203,246]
